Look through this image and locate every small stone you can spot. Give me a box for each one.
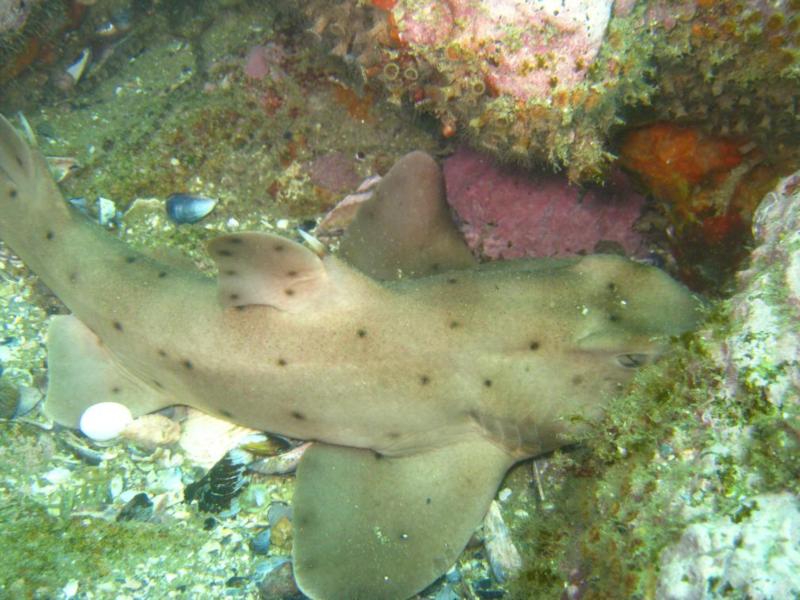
[62,579,79,598]
[179,409,259,469]
[122,414,181,450]
[250,528,272,555]
[0,378,20,419]
[434,584,461,600]
[269,516,293,553]
[267,502,292,527]
[483,500,522,583]
[257,560,303,600]
[226,576,249,588]
[80,402,133,442]
[43,467,72,485]
[116,492,154,522]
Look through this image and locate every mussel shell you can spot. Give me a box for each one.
[166,194,217,224]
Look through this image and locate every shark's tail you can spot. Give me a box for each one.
[0,114,37,200]
[0,114,73,267]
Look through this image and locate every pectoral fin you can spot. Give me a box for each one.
[292,437,514,600]
[44,315,170,427]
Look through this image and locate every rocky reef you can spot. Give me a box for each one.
[504,170,800,599]
[302,0,800,182]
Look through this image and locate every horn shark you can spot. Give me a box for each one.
[0,114,701,599]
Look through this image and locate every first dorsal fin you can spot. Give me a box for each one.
[338,151,476,280]
[207,232,328,312]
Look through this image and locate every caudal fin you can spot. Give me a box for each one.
[0,114,36,194]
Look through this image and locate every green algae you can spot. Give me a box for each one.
[0,500,200,596]
[507,303,799,599]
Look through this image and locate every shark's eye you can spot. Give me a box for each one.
[616,353,650,368]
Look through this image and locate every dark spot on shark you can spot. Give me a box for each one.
[447,277,458,284]
[111,386,121,394]
[277,358,287,366]
[153,380,164,389]
[291,410,306,420]
[529,341,541,351]
[356,328,367,338]
[158,271,167,278]
[274,244,286,252]
[449,320,460,328]
[572,375,584,385]
[284,288,295,296]
[113,321,123,332]
[182,359,193,370]
[125,256,136,264]
[230,293,240,301]
[69,272,78,283]
[483,379,493,388]
[609,313,621,322]
[608,282,618,292]
[158,349,167,357]
[45,230,54,240]
[419,375,431,385]
[228,237,243,244]
[220,409,233,418]
[388,432,400,440]
[287,270,298,277]
[8,188,17,199]
[225,269,237,276]
[295,513,312,529]
[426,497,432,504]
[217,249,233,257]
[617,353,649,368]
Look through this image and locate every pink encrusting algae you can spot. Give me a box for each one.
[443,147,646,260]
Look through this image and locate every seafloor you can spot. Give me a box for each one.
[0,1,798,600]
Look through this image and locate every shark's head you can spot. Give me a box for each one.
[468,253,704,457]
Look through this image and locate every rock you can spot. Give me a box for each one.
[121,414,181,450]
[482,500,522,583]
[444,147,646,260]
[256,559,303,600]
[306,152,362,194]
[717,172,800,411]
[656,493,800,600]
[0,377,20,418]
[79,402,133,442]
[116,492,154,522]
[179,409,259,469]
[250,528,272,555]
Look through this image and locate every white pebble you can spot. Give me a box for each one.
[79,402,133,441]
